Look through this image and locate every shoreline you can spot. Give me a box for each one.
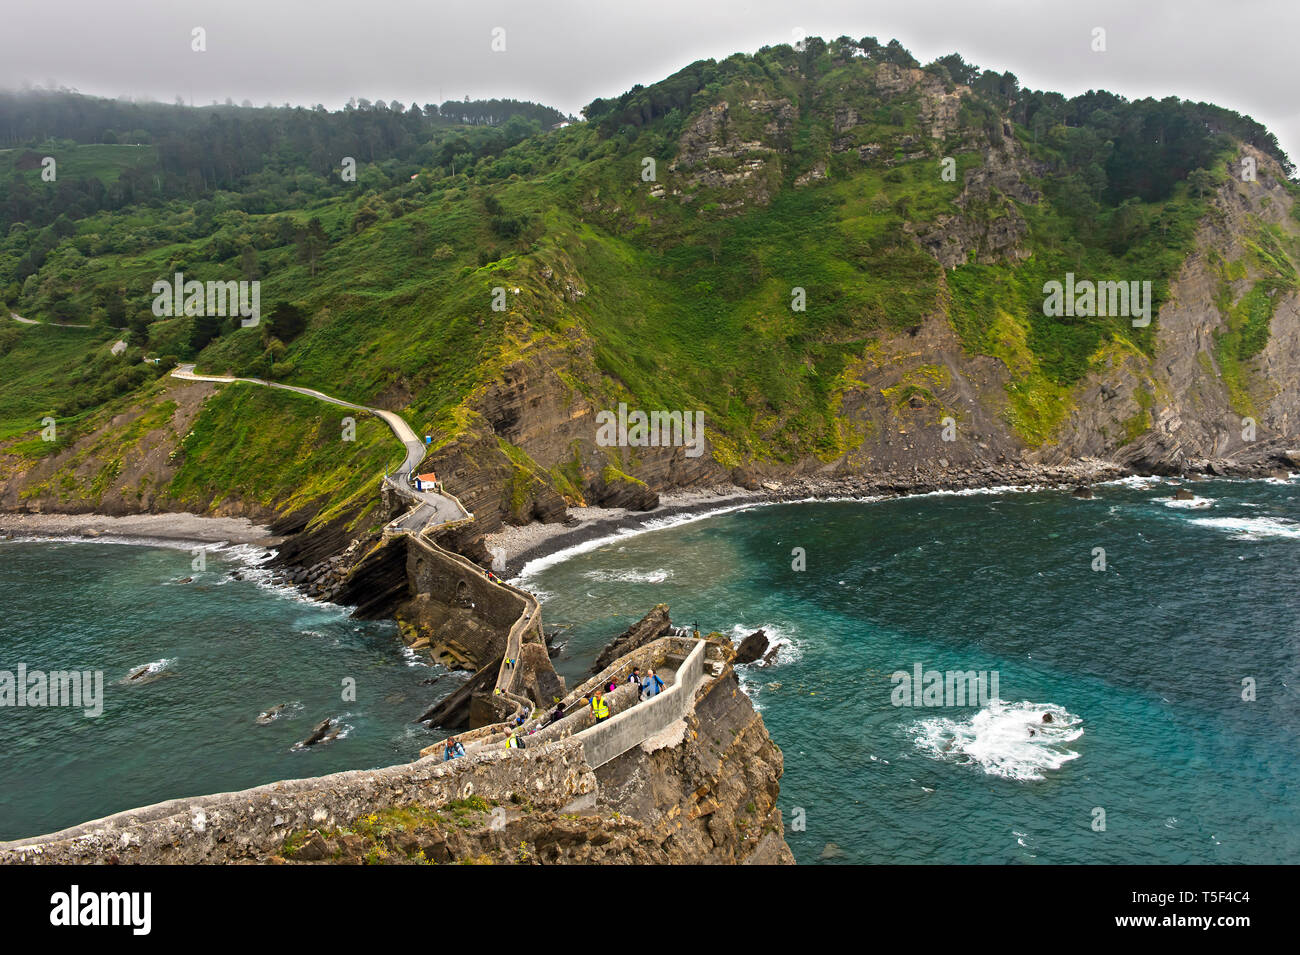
[0,511,282,547]
[494,458,1136,578]
[493,456,1296,579]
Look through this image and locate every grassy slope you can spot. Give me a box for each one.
[2,55,1296,522]
[0,321,112,440]
[167,384,400,530]
[0,143,157,185]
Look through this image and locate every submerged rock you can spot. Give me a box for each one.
[1172,487,1196,500]
[256,703,287,725]
[124,664,171,685]
[1071,485,1094,499]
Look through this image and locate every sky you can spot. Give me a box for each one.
[2,0,1297,168]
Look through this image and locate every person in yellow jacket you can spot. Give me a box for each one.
[505,728,525,749]
[589,689,610,723]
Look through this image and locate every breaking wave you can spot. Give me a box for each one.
[1188,516,1300,540]
[912,700,1083,781]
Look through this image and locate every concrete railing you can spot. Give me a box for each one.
[566,635,702,707]
[571,638,708,769]
[457,634,711,757]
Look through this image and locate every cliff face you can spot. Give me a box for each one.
[594,668,794,864]
[1053,146,1300,471]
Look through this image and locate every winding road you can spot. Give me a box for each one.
[10,311,91,329]
[170,364,468,528]
[168,362,546,728]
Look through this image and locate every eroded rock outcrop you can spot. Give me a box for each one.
[590,604,674,674]
[593,667,794,864]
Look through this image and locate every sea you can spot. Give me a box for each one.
[2,475,1297,862]
[0,538,453,841]
[519,475,1300,864]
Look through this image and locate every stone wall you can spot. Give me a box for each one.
[579,639,706,768]
[408,540,523,635]
[394,536,546,678]
[0,646,792,865]
[0,741,596,865]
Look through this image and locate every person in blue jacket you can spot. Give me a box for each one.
[641,668,665,698]
[443,737,466,761]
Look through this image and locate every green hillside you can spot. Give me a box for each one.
[1,36,1297,525]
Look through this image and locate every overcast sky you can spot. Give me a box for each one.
[2,0,1296,168]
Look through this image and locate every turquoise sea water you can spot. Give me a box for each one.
[521,477,1300,864]
[0,539,454,841]
[3,477,1297,861]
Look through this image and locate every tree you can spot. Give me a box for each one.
[881,40,919,68]
[295,218,328,276]
[1188,168,1216,200]
[240,246,260,281]
[265,302,307,342]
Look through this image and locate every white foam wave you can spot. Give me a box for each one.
[400,646,433,668]
[0,533,211,551]
[1162,496,1214,509]
[514,501,765,583]
[912,700,1083,781]
[582,567,673,584]
[907,483,1047,499]
[1102,474,1166,488]
[1188,515,1300,540]
[120,657,176,684]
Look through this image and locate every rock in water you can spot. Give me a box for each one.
[759,643,783,667]
[1173,487,1195,500]
[819,842,845,860]
[734,629,769,665]
[124,664,171,685]
[1071,485,1094,499]
[301,719,336,747]
[256,703,286,725]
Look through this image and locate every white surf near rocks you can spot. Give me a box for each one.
[912,700,1083,781]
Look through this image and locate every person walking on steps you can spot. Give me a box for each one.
[641,668,665,700]
[589,689,610,724]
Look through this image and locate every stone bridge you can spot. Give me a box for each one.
[131,365,733,843]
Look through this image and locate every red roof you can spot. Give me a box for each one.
[416,472,438,483]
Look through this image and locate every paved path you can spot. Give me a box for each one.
[168,362,549,729]
[170,364,465,526]
[10,311,91,328]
